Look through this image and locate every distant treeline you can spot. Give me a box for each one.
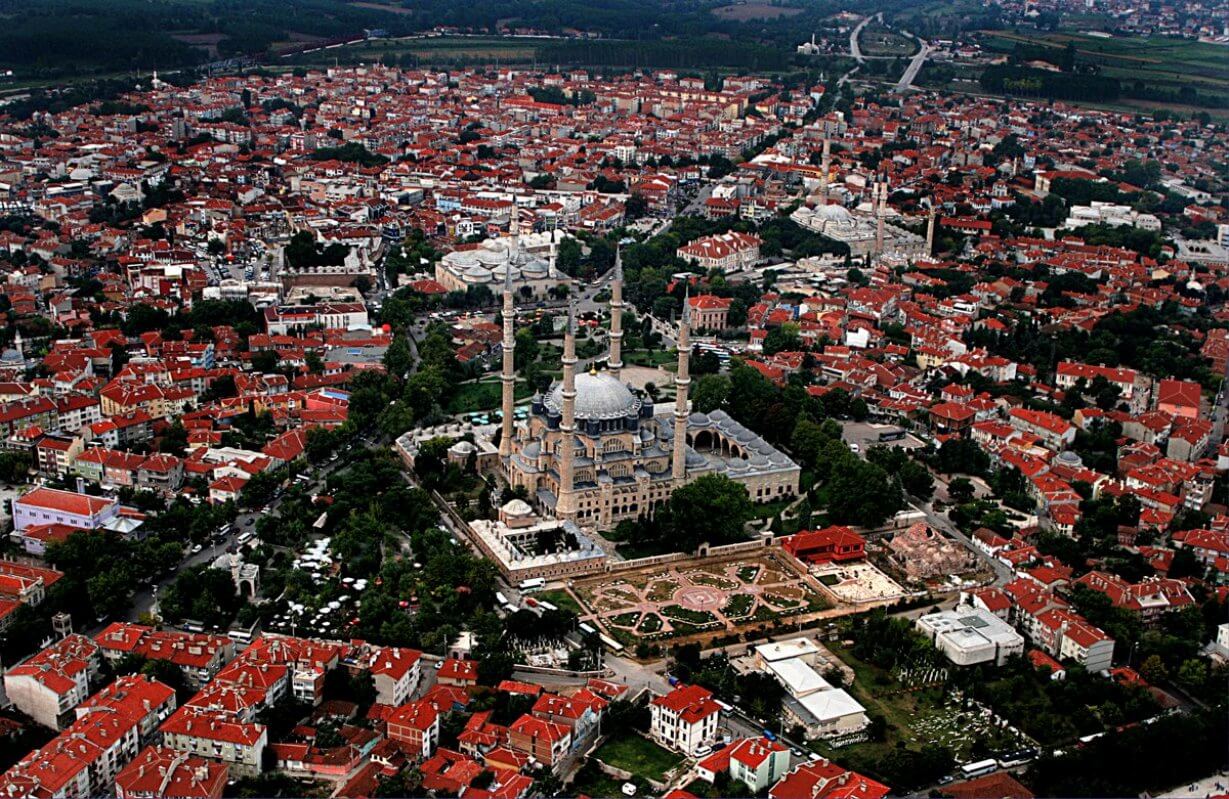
[1122,80,1228,110]
[537,39,795,71]
[0,0,418,77]
[980,64,1120,102]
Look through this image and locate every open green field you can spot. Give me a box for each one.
[979,29,1229,96]
[593,732,683,782]
[289,35,545,66]
[860,24,918,57]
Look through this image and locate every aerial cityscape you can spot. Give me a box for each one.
[0,0,1226,796]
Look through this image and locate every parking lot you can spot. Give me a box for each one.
[840,421,928,454]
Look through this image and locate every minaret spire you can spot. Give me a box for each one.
[925,204,936,257]
[819,134,831,204]
[498,251,516,458]
[874,172,887,261]
[672,288,691,481]
[509,201,521,263]
[555,300,578,518]
[608,244,624,381]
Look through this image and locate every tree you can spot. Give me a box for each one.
[383,336,414,378]
[690,374,729,414]
[667,474,754,550]
[250,350,278,374]
[762,323,803,356]
[898,459,935,501]
[1139,654,1168,684]
[826,458,902,527]
[948,476,975,504]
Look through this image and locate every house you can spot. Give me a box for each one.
[386,700,440,761]
[768,759,890,799]
[781,526,865,564]
[115,745,228,799]
[676,232,762,272]
[686,294,734,330]
[437,658,478,689]
[697,737,791,793]
[369,647,423,707]
[649,683,721,756]
[1155,378,1201,419]
[0,675,176,799]
[531,691,604,749]
[1008,408,1075,449]
[4,634,101,729]
[507,713,571,769]
[159,707,268,778]
[12,486,119,532]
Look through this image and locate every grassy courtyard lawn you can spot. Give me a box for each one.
[624,349,678,368]
[638,613,663,633]
[722,593,755,617]
[751,498,792,520]
[537,589,582,614]
[446,379,532,414]
[594,732,684,782]
[661,605,716,625]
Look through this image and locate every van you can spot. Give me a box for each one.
[237,532,254,545]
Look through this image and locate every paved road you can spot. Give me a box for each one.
[894,39,932,92]
[115,446,359,633]
[848,14,878,63]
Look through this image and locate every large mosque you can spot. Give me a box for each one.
[489,250,800,532]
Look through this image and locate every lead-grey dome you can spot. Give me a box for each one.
[544,371,641,421]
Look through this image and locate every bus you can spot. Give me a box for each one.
[578,622,596,636]
[959,760,998,779]
[877,427,906,442]
[495,591,508,606]
[518,577,545,593]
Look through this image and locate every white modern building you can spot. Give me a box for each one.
[1064,202,1161,232]
[915,605,1025,667]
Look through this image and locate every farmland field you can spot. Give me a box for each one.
[711,3,804,21]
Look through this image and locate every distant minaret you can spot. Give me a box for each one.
[819,134,832,204]
[672,291,692,481]
[555,301,578,518]
[499,256,516,458]
[925,205,937,257]
[874,174,887,260]
[608,244,624,381]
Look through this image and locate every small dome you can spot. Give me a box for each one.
[502,498,534,517]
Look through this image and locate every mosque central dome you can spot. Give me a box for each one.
[543,371,641,421]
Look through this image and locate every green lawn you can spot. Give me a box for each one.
[537,589,581,614]
[593,732,683,782]
[446,380,532,414]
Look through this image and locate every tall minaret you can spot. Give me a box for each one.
[925,205,937,257]
[672,291,692,481]
[819,134,831,204]
[498,257,516,458]
[509,201,521,259]
[608,244,624,381]
[555,301,578,518]
[874,174,887,260]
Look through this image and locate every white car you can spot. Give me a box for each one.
[621,784,637,797]
[849,442,861,453]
